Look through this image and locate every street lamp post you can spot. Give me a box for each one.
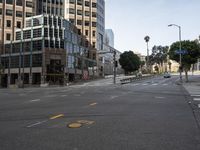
[144,36,150,73]
[168,24,182,82]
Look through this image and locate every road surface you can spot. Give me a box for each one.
[0,75,200,150]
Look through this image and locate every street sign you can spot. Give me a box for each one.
[175,49,188,55]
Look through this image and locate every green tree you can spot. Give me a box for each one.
[149,45,169,73]
[119,51,141,75]
[169,40,200,81]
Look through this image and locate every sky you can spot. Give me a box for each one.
[105,0,200,55]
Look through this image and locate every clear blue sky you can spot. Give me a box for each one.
[105,0,200,55]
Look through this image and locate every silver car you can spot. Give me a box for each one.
[163,72,171,78]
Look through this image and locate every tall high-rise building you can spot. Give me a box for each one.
[0,0,35,53]
[36,0,105,59]
[105,29,114,47]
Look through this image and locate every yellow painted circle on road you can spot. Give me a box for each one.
[68,123,82,128]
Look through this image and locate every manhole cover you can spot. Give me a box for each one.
[68,123,82,128]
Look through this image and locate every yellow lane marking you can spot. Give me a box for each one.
[50,114,64,120]
[68,123,82,128]
[90,102,97,106]
[67,120,95,128]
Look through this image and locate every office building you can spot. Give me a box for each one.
[105,29,114,47]
[36,0,105,60]
[1,14,96,87]
[0,0,35,53]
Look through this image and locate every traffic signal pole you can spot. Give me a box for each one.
[98,47,117,84]
[113,50,116,84]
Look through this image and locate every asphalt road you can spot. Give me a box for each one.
[0,75,200,150]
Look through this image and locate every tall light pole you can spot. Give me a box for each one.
[144,36,150,73]
[168,24,182,82]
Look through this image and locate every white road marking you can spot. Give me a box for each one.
[27,120,47,128]
[110,96,119,100]
[142,84,148,86]
[191,95,200,97]
[193,98,200,101]
[30,99,41,102]
[155,96,165,99]
[152,83,158,86]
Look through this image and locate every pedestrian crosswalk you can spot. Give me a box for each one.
[128,83,170,86]
[184,85,200,108]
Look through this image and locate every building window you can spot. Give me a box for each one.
[16,11,22,17]
[85,21,89,26]
[69,0,75,4]
[69,19,75,24]
[92,12,96,17]
[26,12,32,17]
[77,20,82,25]
[92,22,96,27]
[92,42,96,48]
[17,21,21,28]
[85,1,90,7]
[6,9,13,16]
[85,11,90,17]
[16,0,22,6]
[6,20,11,28]
[6,33,11,40]
[69,8,75,14]
[92,31,96,37]
[26,1,33,8]
[85,30,88,36]
[6,0,13,4]
[92,2,97,8]
[77,0,82,5]
[77,10,82,15]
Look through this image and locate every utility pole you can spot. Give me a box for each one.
[113,50,116,84]
[168,24,182,82]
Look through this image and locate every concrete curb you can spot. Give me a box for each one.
[120,75,157,85]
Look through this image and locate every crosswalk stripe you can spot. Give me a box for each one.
[193,98,200,101]
[191,95,200,97]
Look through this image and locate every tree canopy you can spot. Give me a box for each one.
[119,51,141,74]
[169,40,200,81]
[147,45,169,72]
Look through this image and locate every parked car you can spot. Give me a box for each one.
[163,72,171,78]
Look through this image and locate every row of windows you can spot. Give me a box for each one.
[69,8,96,17]
[1,54,42,68]
[0,9,33,17]
[5,20,21,28]
[69,0,96,8]
[42,5,64,17]
[42,0,64,5]
[69,18,96,27]
[0,0,33,8]
[4,41,43,54]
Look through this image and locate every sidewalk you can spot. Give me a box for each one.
[182,73,200,129]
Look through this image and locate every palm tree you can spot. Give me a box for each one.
[144,36,150,72]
